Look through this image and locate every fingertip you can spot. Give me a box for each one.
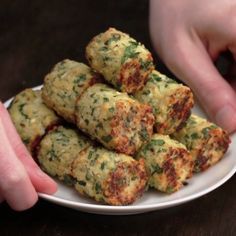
[215,105,236,133]
[42,180,58,195]
[32,168,58,195]
[39,176,58,195]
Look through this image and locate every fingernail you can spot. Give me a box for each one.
[215,105,236,133]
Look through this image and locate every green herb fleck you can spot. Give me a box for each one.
[140,59,153,71]
[101,135,113,143]
[105,33,121,45]
[88,150,94,159]
[150,73,162,82]
[202,125,217,138]
[151,164,163,175]
[103,97,109,102]
[63,175,77,186]
[23,138,30,144]
[48,148,58,161]
[139,128,149,141]
[166,186,174,193]
[78,180,86,186]
[74,74,86,84]
[191,132,199,139]
[19,104,29,119]
[95,183,102,193]
[108,107,115,113]
[153,139,165,146]
[121,41,140,64]
[99,46,108,51]
[96,122,103,129]
[100,162,106,170]
[142,89,151,96]
[85,119,89,126]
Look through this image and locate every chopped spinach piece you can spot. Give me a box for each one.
[19,103,29,119]
[140,59,153,71]
[121,42,140,64]
[150,73,162,82]
[150,163,163,174]
[95,183,102,193]
[63,175,77,186]
[48,148,58,161]
[108,107,115,113]
[100,162,106,170]
[104,33,121,45]
[78,180,87,186]
[103,97,109,102]
[191,132,199,139]
[139,128,149,141]
[101,135,113,143]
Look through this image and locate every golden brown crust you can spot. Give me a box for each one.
[156,86,194,133]
[134,70,194,135]
[172,114,230,172]
[75,83,154,155]
[136,134,193,193]
[103,159,148,205]
[71,146,148,205]
[110,101,154,155]
[86,28,154,93]
[194,128,230,171]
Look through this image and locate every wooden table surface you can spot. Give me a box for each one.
[0,1,236,235]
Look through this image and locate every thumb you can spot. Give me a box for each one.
[0,102,57,194]
[163,34,236,133]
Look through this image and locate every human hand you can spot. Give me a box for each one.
[0,102,57,211]
[149,0,236,133]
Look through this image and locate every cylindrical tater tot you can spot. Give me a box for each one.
[71,146,148,205]
[42,59,101,123]
[136,134,193,193]
[86,27,154,93]
[37,126,92,184]
[8,89,61,154]
[134,70,194,135]
[172,114,230,172]
[75,83,154,155]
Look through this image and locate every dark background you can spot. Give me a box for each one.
[0,0,236,235]
[0,0,171,102]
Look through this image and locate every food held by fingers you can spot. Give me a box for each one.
[86,27,154,93]
[42,59,102,123]
[8,89,61,154]
[136,134,193,193]
[172,114,230,172]
[71,146,148,205]
[37,126,92,184]
[75,83,154,155]
[134,70,194,135]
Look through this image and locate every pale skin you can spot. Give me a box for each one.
[0,102,57,211]
[150,0,236,133]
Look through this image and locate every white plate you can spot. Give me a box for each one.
[5,86,236,215]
